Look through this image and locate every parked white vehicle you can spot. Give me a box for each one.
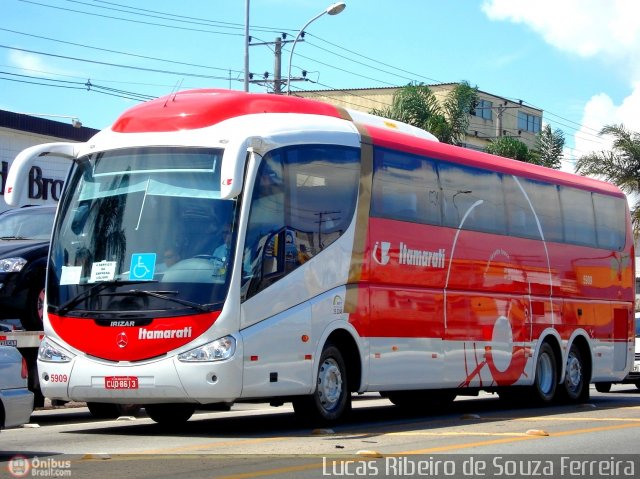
[0,345,33,429]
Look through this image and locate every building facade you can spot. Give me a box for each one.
[298,84,543,151]
[0,110,98,212]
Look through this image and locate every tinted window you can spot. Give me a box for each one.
[503,175,540,239]
[561,187,596,246]
[520,179,563,243]
[242,145,359,300]
[593,193,626,250]
[0,207,55,240]
[371,148,441,225]
[439,163,506,234]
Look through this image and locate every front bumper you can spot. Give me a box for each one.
[38,351,243,405]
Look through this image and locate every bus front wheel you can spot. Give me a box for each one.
[145,403,195,425]
[293,343,351,423]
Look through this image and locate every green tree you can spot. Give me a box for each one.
[485,136,534,162]
[575,124,640,233]
[533,125,565,169]
[371,82,479,145]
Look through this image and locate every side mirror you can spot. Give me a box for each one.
[5,143,77,206]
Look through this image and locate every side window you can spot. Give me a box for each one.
[242,152,285,299]
[241,145,359,301]
[560,187,596,247]
[371,148,441,225]
[593,193,626,250]
[503,175,540,239]
[520,179,563,243]
[285,146,359,259]
[439,163,506,234]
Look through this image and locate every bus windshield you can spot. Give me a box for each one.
[47,146,237,317]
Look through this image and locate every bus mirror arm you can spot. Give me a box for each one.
[5,142,77,206]
[219,140,255,200]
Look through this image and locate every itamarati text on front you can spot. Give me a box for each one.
[6,89,635,424]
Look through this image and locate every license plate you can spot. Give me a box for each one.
[105,376,139,389]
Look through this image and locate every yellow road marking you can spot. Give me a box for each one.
[386,431,528,437]
[138,437,286,454]
[501,416,640,422]
[212,421,640,479]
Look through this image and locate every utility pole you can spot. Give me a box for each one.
[248,35,307,94]
[492,100,524,138]
[273,37,282,94]
[496,102,505,138]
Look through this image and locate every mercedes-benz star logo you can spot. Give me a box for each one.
[116,332,128,349]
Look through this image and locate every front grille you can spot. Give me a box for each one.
[635,353,640,361]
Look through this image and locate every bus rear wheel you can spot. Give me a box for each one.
[531,342,557,404]
[145,403,195,425]
[293,343,351,424]
[561,343,589,402]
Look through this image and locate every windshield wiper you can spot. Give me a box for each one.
[114,289,211,313]
[0,236,28,240]
[53,280,158,315]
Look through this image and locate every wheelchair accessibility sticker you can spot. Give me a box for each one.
[129,253,156,281]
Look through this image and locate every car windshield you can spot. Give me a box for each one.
[0,208,55,240]
[47,147,237,317]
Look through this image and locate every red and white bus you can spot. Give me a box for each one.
[6,89,635,424]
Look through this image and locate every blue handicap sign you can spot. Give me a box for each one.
[129,253,156,281]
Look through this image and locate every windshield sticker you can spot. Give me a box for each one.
[60,266,82,285]
[89,260,117,283]
[129,253,156,281]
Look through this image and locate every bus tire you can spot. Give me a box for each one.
[531,342,557,404]
[595,382,612,393]
[87,402,141,419]
[561,343,589,402]
[145,403,195,425]
[293,343,351,424]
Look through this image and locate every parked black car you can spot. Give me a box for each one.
[0,206,56,331]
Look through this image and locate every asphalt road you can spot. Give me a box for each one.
[1,385,639,478]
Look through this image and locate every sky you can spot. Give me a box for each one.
[3,0,640,167]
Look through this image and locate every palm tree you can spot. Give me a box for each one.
[533,125,565,169]
[575,124,640,233]
[371,82,479,146]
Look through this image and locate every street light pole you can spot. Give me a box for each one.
[286,2,346,95]
[244,0,250,92]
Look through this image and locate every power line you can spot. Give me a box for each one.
[0,44,237,81]
[0,28,242,75]
[0,70,156,101]
[18,0,244,36]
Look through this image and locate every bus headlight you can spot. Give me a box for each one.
[178,336,236,362]
[0,257,27,272]
[38,337,74,363]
